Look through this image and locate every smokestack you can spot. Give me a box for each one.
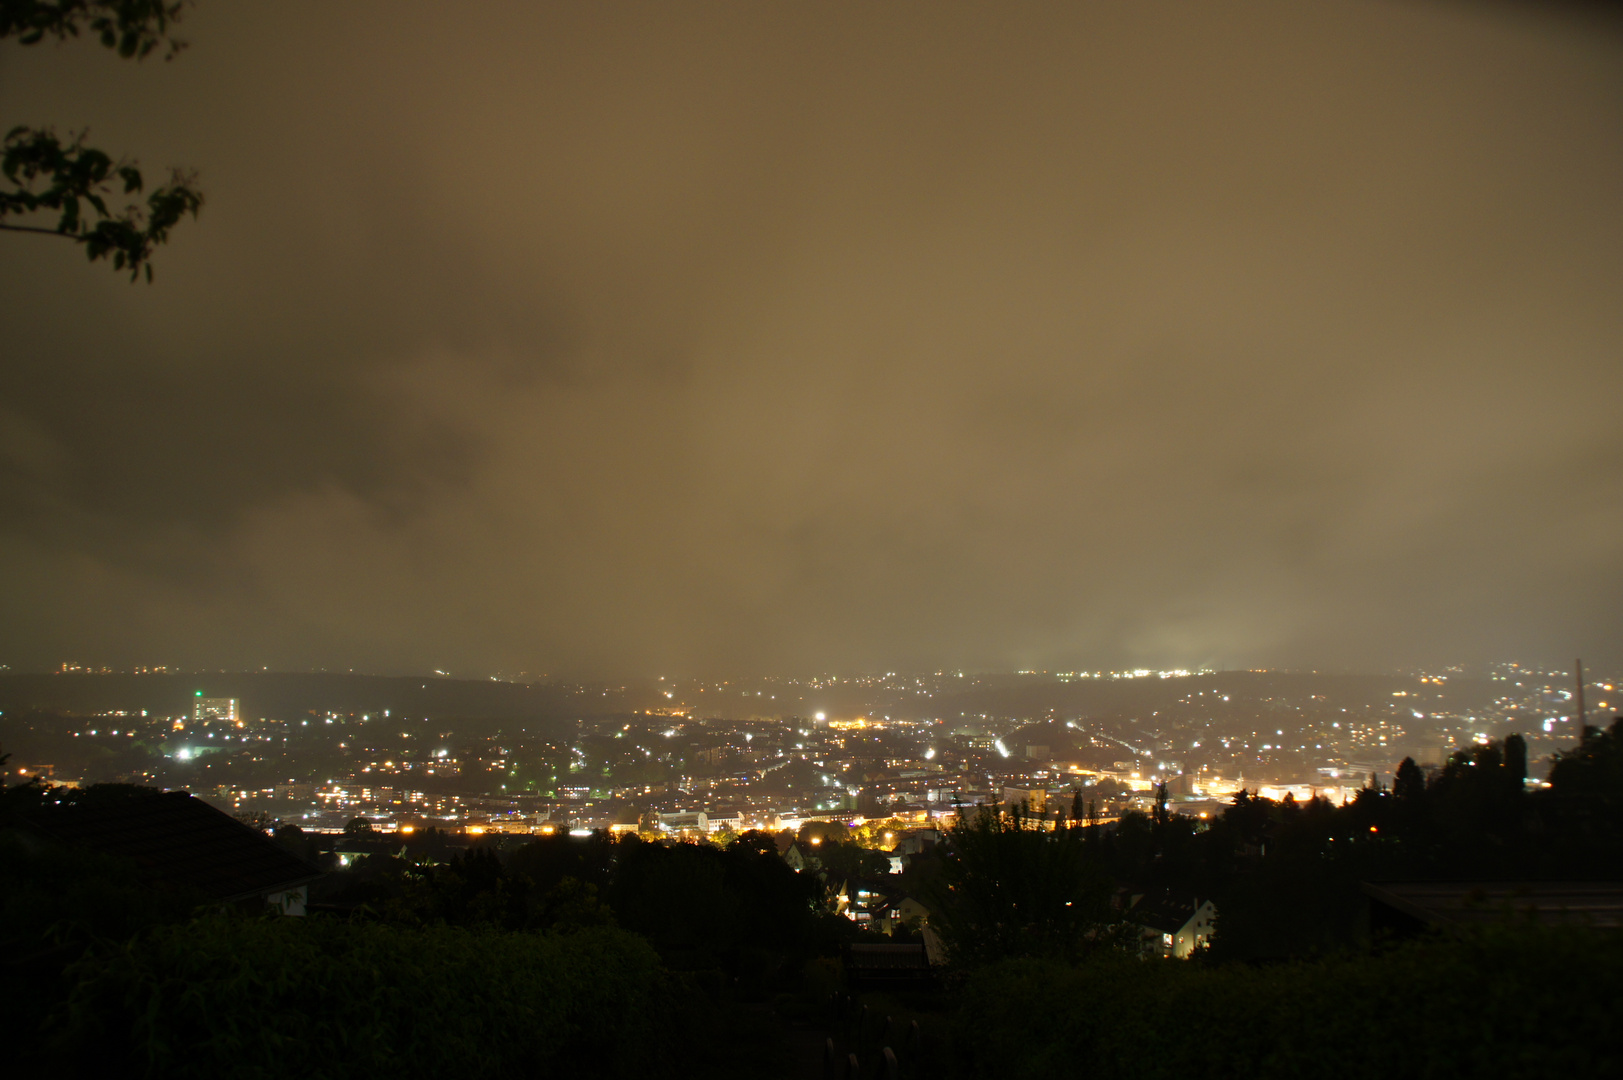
[1575,659,1587,740]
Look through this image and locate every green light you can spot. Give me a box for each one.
[195,690,202,697]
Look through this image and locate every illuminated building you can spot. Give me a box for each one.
[193,696,239,724]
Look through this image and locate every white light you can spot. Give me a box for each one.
[815,712,825,721]
[176,747,193,761]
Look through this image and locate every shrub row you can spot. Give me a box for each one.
[956,928,1623,1079]
[47,916,673,1080]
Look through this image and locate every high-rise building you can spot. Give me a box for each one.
[193,696,238,724]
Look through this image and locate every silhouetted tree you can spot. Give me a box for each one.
[729,829,781,859]
[816,839,890,884]
[1,1,203,279]
[924,803,1121,966]
[271,823,319,864]
[1549,717,1623,798]
[1393,757,1426,803]
[1225,788,1274,843]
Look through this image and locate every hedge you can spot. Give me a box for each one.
[956,928,1623,1079]
[46,916,674,1079]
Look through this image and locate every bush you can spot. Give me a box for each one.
[955,928,1623,1079]
[46,916,674,1079]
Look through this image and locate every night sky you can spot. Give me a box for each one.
[2,2,1620,677]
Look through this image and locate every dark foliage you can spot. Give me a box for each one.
[1,0,187,58]
[47,917,674,1080]
[956,927,1623,1078]
[0,1,201,279]
[1187,731,1623,958]
[1548,716,1623,799]
[923,801,1125,967]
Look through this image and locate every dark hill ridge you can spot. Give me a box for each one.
[931,671,1507,722]
[1,669,1521,731]
[0,672,644,730]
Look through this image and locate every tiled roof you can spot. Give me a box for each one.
[28,790,320,902]
[1133,890,1204,934]
[1363,881,1623,929]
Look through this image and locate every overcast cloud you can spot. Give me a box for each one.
[2,1,1620,677]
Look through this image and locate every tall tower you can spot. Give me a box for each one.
[1574,659,1587,738]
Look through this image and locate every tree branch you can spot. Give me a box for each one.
[0,221,70,235]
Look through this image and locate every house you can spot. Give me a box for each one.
[658,810,708,833]
[888,827,943,872]
[843,942,933,990]
[20,788,321,915]
[894,828,942,855]
[843,875,893,925]
[896,894,933,929]
[1001,787,1047,813]
[706,811,743,833]
[861,888,935,936]
[782,840,821,873]
[1131,890,1216,958]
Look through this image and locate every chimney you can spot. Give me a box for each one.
[1575,659,1587,739]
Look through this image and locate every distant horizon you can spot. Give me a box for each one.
[7,658,1613,684]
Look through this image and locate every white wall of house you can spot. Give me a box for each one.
[265,884,308,916]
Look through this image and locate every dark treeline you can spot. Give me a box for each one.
[5,720,1622,1077]
[1090,724,1623,959]
[882,722,1623,969]
[0,780,878,1078]
[300,825,864,980]
[869,721,1623,1076]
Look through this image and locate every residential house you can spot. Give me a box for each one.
[20,788,321,915]
[1131,890,1216,958]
